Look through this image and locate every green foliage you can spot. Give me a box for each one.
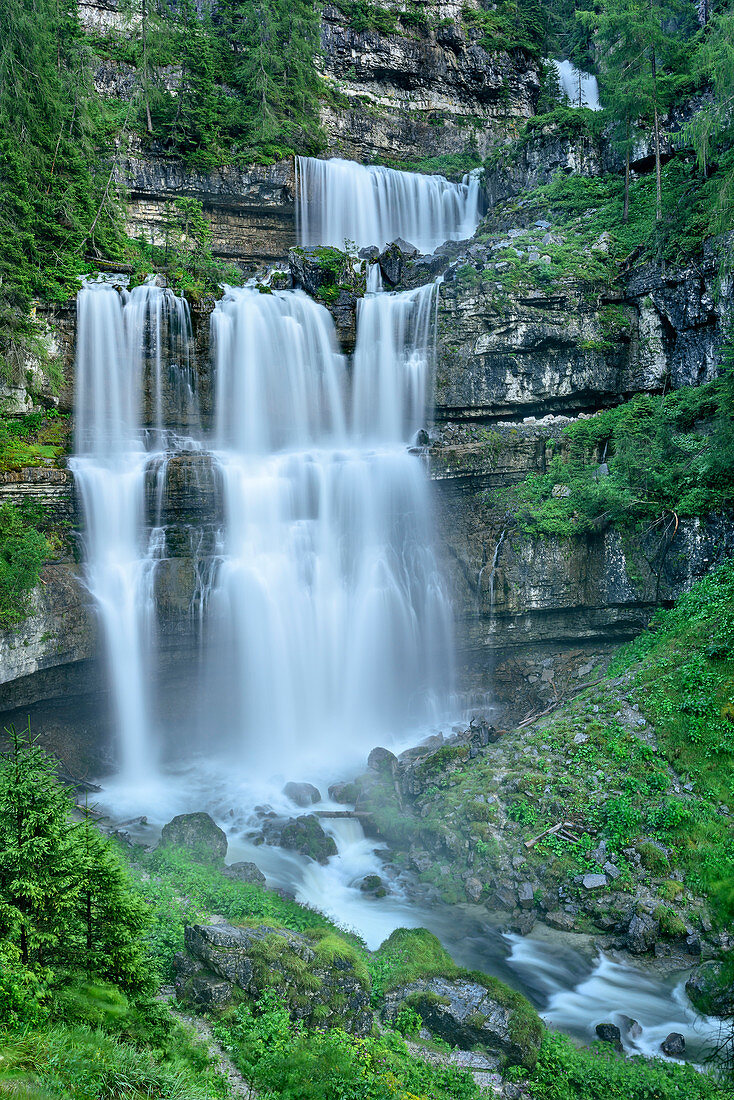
[462,1,544,57]
[0,501,47,625]
[0,0,125,381]
[127,844,355,981]
[214,990,481,1100]
[609,557,734,920]
[507,1029,730,1099]
[491,343,734,538]
[333,0,399,34]
[0,726,150,987]
[0,410,70,473]
[112,0,324,165]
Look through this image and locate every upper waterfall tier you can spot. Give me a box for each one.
[296,156,480,254]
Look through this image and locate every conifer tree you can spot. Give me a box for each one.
[0,723,79,966]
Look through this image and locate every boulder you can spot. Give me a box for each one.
[518,882,535,909]
[279,814,338,864]
[595,1022,622,1050]
[360,874,387,898]
[627,913,659,954]
[222,861,266,887]
[465,876,483,903]
[367,746,399,775]
[382,975,542,1068]
[175,922,372,1035]
[581,873,607,891]
[377,240,418,286]
[283,781,322,807]
[685,962,734,1017]
[159,812,227,863]
[661,1032,685,1056]
[328,780,361,804]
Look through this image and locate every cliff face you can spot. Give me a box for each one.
[1,7,732,747]
[319,0,538,162]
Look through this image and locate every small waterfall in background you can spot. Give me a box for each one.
[72,279,196,783]
[550,59,601,110]
[204,282,453,775]
[296,156,481,253]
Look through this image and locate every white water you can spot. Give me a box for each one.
[75,159,712,1067]
[551,59,601,110]
[72,279,195,782]
[203,283,453,776]
[296,156,481,253]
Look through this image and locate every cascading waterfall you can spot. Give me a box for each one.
[296,156,481,253]
[203,280,453,775]
[72,279,196,782]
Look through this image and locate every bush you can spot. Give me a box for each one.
[0,500,47,624]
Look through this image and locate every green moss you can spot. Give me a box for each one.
[309,932,370,989]
[653,905,687,939]
[636,842,671,875]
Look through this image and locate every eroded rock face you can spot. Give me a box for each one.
[175,921,372,1035]
[382,976,541,1067]
[319,2,538,162]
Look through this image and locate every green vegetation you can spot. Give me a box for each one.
[0,502,48,625]
[370,928,543,1068]
[0,0,126,383]
[490,340,734,538]
[213,990,482,1100]
[507,1030,730,1100]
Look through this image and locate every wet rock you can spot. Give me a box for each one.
[279,815,338,864]
[359,246,379,260]
[368,746,399,775]
[222,861,266,887]
[603,862,620,880]
[283,781,322,807]
[159,812,227,863]
[619,1015,642,1039]
[383,976,542,1068]
[377,239,418,286]
[360,874,387,898]
[328,780,361,804]
[465,876,483,903]
[176,922,372,1034]
[661,1032,685,1056]
[685,962,734,1017]
[595,1022,622,1050]
[518,882,535,909]
[627,913,659,954]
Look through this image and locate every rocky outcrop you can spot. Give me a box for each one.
[320,1,539,162]
[383,975,542,1068]
[118,155,297,269]
[160,812,228,863]
[175,921,372,1035]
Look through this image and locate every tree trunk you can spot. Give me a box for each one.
[651,45,662,223]
[624,116,630,224]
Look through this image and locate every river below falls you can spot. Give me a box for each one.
[97,754,722,1068]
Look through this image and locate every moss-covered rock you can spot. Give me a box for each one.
[159,813,227,863]
[175,921,372,1035]
[374,928,542,1068]
[685,960,734,1018]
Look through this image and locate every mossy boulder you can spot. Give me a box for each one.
[374,928,542,1068]
[685,960,734,1017]
[175,922,372,1035]
[279,814,338,863]
[159,812,227,863]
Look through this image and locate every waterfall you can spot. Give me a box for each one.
[550,59,601,110]
[204,283,453,775]
[71,279,196,782]
[296,156,481,254]
[353,280,439,443]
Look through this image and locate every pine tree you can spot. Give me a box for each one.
[580,0,682,223]
[0,723,79,966]
[77,803,150,990]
